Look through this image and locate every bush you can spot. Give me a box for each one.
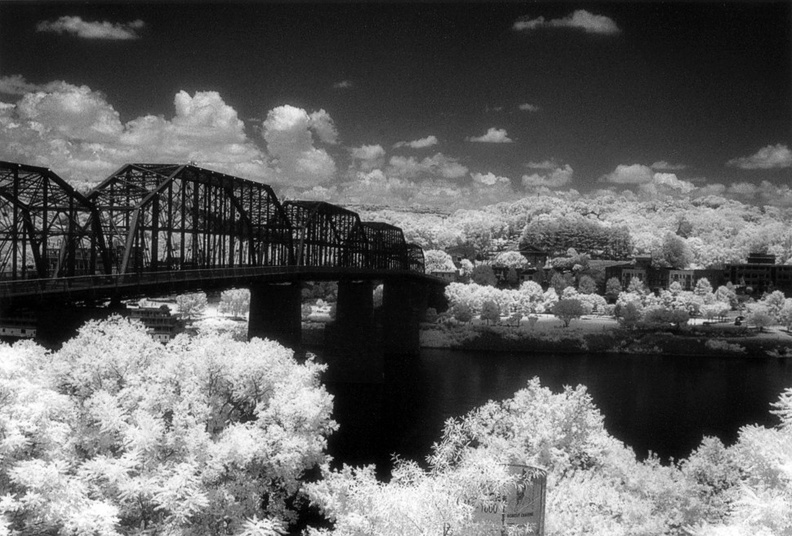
[452,302,473,324]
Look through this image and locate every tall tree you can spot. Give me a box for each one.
[657,233,693,269]
[424,249,457,272]
[470,264,497,287]
[0,317,336,534]
[176,292,208,321]
[553,298,585,327]
[218,288,250,317]
[480,300,501,325]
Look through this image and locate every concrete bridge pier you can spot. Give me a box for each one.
[324,280,381,382]
[248,282,302,348]
[382,279,427,359]
[335,280,375,334]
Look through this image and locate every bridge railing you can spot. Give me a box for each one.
[0,265,436,303]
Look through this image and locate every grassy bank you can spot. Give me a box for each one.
[420,315,792,357]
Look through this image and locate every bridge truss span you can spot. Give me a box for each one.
[0,161,108,280]
[87,164,293,274]
[0,160,430,306]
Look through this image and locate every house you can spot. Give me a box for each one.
[446,245,478,264]
[0,310,36,339]
[518,244,548,270]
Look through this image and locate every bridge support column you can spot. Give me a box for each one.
[382,279,427,357]
[248,282,301,348]
[336,280,374,333]
[324,280,382,382]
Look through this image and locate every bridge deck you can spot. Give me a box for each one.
[0,267,445,309]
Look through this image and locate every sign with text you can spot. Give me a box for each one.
[473,464,547,535]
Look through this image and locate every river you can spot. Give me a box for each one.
[323,348,792,471]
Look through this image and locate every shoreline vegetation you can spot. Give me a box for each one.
[418,315,792,357]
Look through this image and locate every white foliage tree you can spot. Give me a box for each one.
[0,317,336,535]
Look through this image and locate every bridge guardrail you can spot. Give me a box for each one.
[0,265,439,303]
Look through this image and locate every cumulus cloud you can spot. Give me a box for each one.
[721,180,792,207]
[0,75,70,96]
[600,164,653,184]
[727,181,759,197]
[333,80,353,89]
[466,127,513,143]
[349,144,385,161]
[522,164,573,189]
[36,16,145,40]
[518,103,540,112]
[349,144,386,172]
[525,159,559,170]
[263,105,339,187]
[327,168,517,210]
[727,143,792,169]
[393,135,439,149]
[638,173,697,197]
[651,172,696,193]
[513,10,620,35]
[0,76,273,183]
[651,160,687,171]
[387,152,468,180]
[472,172,511,186]
[695,183,727,198]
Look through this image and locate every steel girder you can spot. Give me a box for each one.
[283,201,370,268]
[0,159,425,280]
[361,222,410,270]
[406,243,425,273]
[0,161,108,279]
[86,164,293,274]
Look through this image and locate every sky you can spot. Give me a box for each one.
[0,1,790,209]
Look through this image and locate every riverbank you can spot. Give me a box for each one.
[419,314,792,357]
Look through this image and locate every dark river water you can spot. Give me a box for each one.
[323,348,792,471]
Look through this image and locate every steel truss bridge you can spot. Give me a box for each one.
[0,161,433,310]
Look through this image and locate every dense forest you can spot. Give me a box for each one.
[359,192,792,267]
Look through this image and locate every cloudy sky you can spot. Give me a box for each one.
[0,2,790,208]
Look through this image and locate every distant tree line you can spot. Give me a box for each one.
[520,217,633,259]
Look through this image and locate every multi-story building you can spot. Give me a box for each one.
[605,261,724,293]
[130,305,181,343]
[724,254,792,294]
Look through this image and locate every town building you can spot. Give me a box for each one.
[130,305,181,343]
[605,259,724,292]
[724,253,792,294]
[0,310,36,339]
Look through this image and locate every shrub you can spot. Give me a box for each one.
[704,339,746,354]
[452,302,473,324]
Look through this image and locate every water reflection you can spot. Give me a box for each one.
[324,349,792,472]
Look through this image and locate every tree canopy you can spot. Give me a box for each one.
[520,216,633,259]
[0,317,336,535]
